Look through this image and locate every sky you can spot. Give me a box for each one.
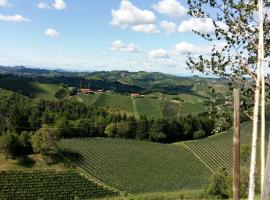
[0,0,220,75]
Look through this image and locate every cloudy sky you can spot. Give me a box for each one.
[0,0,218,75]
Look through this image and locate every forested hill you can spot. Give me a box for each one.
[0,66,226,95]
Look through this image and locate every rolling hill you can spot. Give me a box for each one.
[77,93,206,119]
[59,121,262,194]
[0,75,62,99]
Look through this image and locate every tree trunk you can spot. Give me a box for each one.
[248,0,263,199]
[260,11,266,194]
[233,89,240,200]
[261,129,270,200]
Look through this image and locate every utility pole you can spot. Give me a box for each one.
[233,89,240,200]
[248,0,263,199]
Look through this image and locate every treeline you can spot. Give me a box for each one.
[0,89,217,144]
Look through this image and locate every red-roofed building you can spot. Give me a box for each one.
[130,93,140,97]
[80,88,94,94]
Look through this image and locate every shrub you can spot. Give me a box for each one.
[193,130,205,139]
[206,168,232,199]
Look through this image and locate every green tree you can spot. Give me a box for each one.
[206,168,232,199]
[0,133,21,159]
[104,123,117,138]
[31,125,59,158]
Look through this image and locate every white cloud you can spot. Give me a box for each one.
[173,42,207,55]
[160,20,177,35]
[111,40,141,53]
[131,24,159,34]
[52,0,67,10]
[38,0,67,10]
[0,0,12,7]
[0,14,29,22]
[178,18,227,34]
[152,0,187,18]
[148,49,169,58]
[178,18,215,34]
[45,28,60,38]
[37,2,51,9]
[110,0,155,27]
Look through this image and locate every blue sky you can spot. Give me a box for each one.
[0,0,217,75]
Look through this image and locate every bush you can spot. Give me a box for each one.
[193,130,205,139]
[206,168,232,199]
[0,132,24,159]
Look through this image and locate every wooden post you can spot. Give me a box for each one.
[233,89,240,200]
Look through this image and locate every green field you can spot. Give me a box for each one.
[59,138,210,194]
[94,93,134,114]
[79,93,207,119]
[79,93,101,106]
[59,121,260,195]
[0,76,62,99]
[0,171,117,200]
[134,98,164,119]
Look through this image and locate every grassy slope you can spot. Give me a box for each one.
[79,94,100,106]
[134,98,163,119]
[94,93,134,114]
[0,76,61,99]
[59,138,211,194]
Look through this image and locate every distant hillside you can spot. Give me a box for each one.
[0,66,227,95]
[0,75,62,99]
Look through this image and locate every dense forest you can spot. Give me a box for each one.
[0,88,219,144]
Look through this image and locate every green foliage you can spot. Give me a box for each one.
[104,123,118,137]
[31,125,60,161]
[0,133,21,159]
[206,168,232,199]
[193,130,205,139]
[0,171,117,199]
[59,138,211,194]
[0,88,215,144]
[240,144,251,164]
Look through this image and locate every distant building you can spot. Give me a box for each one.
[130,93,140,97]
[80,88,94,94]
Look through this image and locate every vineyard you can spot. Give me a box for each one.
[182,121,270,172]
[59,138,211,194]
[58,121,267,195]
[54,89,70,99]
[0,170,117,200]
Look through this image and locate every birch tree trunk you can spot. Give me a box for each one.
[260,15,266,194]
[248,0,263,199]
[261,129,270,200]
